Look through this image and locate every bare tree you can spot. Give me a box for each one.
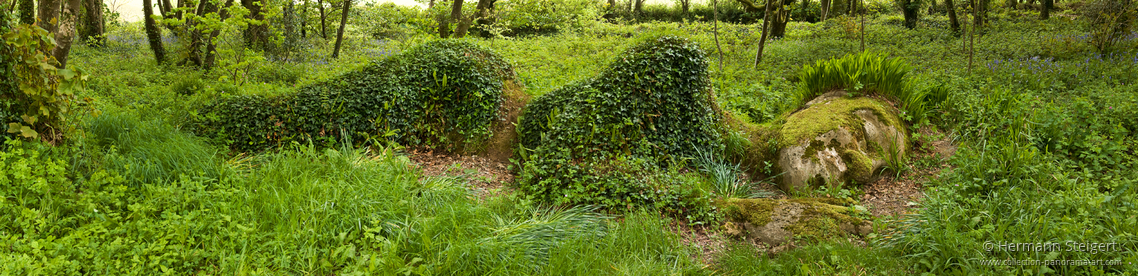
[318,0,327,38]
[714,0,723,72]
[331,0,349,58]
[754,0,774,66]
[821,0,830,21]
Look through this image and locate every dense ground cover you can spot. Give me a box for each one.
[3,1,1138,274]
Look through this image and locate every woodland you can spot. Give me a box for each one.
[1,0,1137,274]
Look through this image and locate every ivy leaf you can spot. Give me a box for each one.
[7,123,21,133]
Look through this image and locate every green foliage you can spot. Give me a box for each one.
[0,133,705,274]
[1,15,91,143]
[358,3,434,39]
[1082,0,1137,54]
[194,39,515,152]
[492,0,605,35]
[717,241,909,275]
[85,110,225,185]
[893,0,923,28]
[795,51,943,123]
[516,36,721,220]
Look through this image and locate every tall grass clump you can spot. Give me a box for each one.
[85,109,224,184]
[795,52,944,123]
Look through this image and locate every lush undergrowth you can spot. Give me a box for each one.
[4,3,1138,274]
[1,115,704,274]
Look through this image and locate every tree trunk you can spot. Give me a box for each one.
[1040,0,1050,19]
[439,0,462,38]
[38,0,60,34]
[771,0,788,37]
[455,0,490,38]
[52,0,81,67]
[681,0,690,15]
[205,0,234,70]
[714,0,723,72]
[821,0,830,21]
[182,0,211,66]
[901,0,918,28]
[331,0,348,58]
[607,0,616,11]
[81,0,105,46]
[143,0,166,64]
[19,0,35,24]
[243,0,266,49]
[799,0,808,22]
[859,0,865,51]
[634,0,644,17]
[317,0,327,38]
[946,0,959,34]
[973,0,983,35]
[754,0,773,66]
[301,0,307,38]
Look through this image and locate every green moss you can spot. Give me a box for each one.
[840,149,874,183]
[719,197,868,244]
[722,198,777,227]
[779,96,903,147]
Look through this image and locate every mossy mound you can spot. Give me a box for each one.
[515,36,722,215]
[193,40,516,153]
[720,197,872,247]
[776,91,908,190]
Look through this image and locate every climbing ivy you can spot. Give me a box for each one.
[516,36,723,219]
[194,40,515,152]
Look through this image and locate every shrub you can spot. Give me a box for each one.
[515,36,721,220]
[1,12,89,144]
[493,0,605,35]
[1082,0,1137,54]
[194,40,516,153]
[357,3,434,39]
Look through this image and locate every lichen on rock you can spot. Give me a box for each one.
[720,197,872,247]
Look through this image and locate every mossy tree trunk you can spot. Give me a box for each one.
[205,0,234,70]
[242,0,267,50]
[18,0,35,24]
[454,0,491,38]
[771,0,789,37]
[52,0,82,67]
[946,0,959,34]
[143,0,166,65]
[1040,0,1051,19]
[81,0,105,46]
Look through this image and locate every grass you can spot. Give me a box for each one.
[5,4,1138,275]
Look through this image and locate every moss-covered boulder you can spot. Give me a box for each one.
[776,91,908,191]
[515,36,722,215]
[193,40,517,153]
[720,197,872,247]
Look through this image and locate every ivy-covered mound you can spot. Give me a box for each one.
[194,40,515,152]
[516,36,723,215]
